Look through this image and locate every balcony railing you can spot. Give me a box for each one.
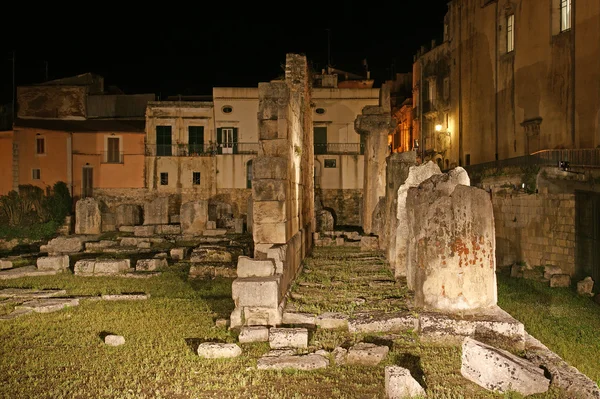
[145,142,259,157]
[101,151,124,164]
[314,143,364,155]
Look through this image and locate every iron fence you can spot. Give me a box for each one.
[145,142,259,156]
[314,143,364,155]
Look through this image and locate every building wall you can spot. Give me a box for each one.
[493,190,576,275]
[17,86,88,120]
[13,127,70,190]
[416,0,599,166]
[0,131,13,195]
[213,88,259,143]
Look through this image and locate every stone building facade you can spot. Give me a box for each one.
[413,0,600,167]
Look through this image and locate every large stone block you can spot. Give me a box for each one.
[144,197,169,225]
[253,201,287,224]
[44,236,85,254]
[115,204,141,227]
[406,171,496,311]
[237,256,276,278]
[75,198,101,235]
[253,157,289,180]
[385,366,426,399]
[259,119,279,139]
[231,276,281,308]
[259,139,291,157]
[180,200,208,234]
[252,179,288,201]
[36,255,70,271]
[253,222,288,244]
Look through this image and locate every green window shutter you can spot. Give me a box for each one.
[233,128,239,154]
[216,128,223,155]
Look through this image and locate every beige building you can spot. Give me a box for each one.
[413,0,600,167]
[144,79,378,228]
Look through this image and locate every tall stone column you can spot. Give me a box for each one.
[230,54,314,328]
[355,84,393,234]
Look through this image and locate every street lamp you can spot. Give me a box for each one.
[435,124,443,132]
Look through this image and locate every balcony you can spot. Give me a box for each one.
[314,143,365,155]
[145,142,259,157]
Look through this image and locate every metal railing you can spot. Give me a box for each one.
[145,142,259,156]
[314,143,364,155]
[101,151,124,164]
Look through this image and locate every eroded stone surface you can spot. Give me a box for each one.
[170,247,190,261]
[238,326,269,343]
[105,335,125,346]
[461,337,550,396]
[315,312,348,330]
[101,294,149,301]
[282,312,316,326]
[0,288,67,299]
[256,353,328,370]
[135,258,167,272]
[180,201,208,234]
[0,259,13,270]
[197,343,242,359]
[385,366,426,399]
[75,198,101,235]
[36,255,70,271]
[16,298,80,313]
[550,274,571,288]
[346,342,389,366]
[348,312,417,334]
[237,256,275,278]
[576,277,594,296]
[0,266,59,280]
[190,247,232,263]
[269,327,308,349]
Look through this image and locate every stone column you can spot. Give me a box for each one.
[355,84,393,234]
[231,54,314,328]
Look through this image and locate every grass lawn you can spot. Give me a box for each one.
[0,254,596,398]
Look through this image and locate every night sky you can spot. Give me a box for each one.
[1,3,449,105]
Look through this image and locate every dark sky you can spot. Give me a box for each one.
[1,3,449,104]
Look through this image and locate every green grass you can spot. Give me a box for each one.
[0,251,596,398]
[497,271,600,386]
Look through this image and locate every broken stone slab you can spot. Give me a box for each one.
[385,366,426,399]
[0,308,34,320]
[238,326,269,343]
[36,255,70,271]
[197,342,242,359]
[104,334,125,346]
[202,229,227,236]
[0,259,13,270]
[85,240,118,251]
[332,347,348,365]
[144,197,169,226]
[0,266,60,280]
[155,224,181,235]
[42,236,86,255]
[461,337,550,396]
[576,277,594,296]
[118,226,135,233]
[550,274,571,288]
[315,312,348,330]
[120,237,140,247]
[282,311,316,327]
[348,312,418,334]
[16,298,80,313]
[543,265,564,280]
[524,332,600,398]
[269,327,308,349]
[262,349,297,357]
[137,242,151,249]
[73,259,132,275]
[180,200,208,234]
[256,353,329,370]
[231,275,281,308]
[75,197,101,234]
[101,294,150,301]
[170,247,190,261]
[0,288,67,299]
[134,225,155,237]
[190,247,232,263]
[346,342,389,366]
[188,264,237,279]
[135,258,168,272]
[236,256,275,278]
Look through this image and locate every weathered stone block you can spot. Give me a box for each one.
[190,247,232,263]
[197,343,242,359]
[155,224,181,235]
[73,260,95,274]
[75,197,101,235]
[0,260,13,270]
[170,247,190,261]
[346,342,389,366]
[269,327,308,349]
[115,204,141,228]
[253,157,289,180]
[316,312,348,329]
[134,225,155,237]
[44,236,85,255]
[577,277,594,296]
[256,353,328,370]
[550,274,571,288]
[135,258,167,271]
[180,200,208,234]
[259,119,279,139]
[253,201,287,224]
[252,179,287,201]
[385,366,426,399]
[253,222,288,245]
[260,139,291,157]
[231,276,281,308]
[239,326,270,343]
[237,256,275,278]
[36,255,69,271]
[360,236,379,251]
[105,335,125,346]
[144,197,169,225]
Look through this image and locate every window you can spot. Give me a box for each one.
[192,172,201,185]
[160,172,168,185]
[82,166,93,198]
[222,105,233,114]
[246,160,253,189]
[324,159,336,168]
[507,14,515,52]
[188,126,204,155]
[314,126,327,155]
[315,108,326,115]
[560,0,571,31]
[465,154,471,166]
[106,137,121,163]
[156,126,172,156]
[443,77,450,101]
[32,169,40,180]
[217,127,238,154]
[36,136,45,154]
